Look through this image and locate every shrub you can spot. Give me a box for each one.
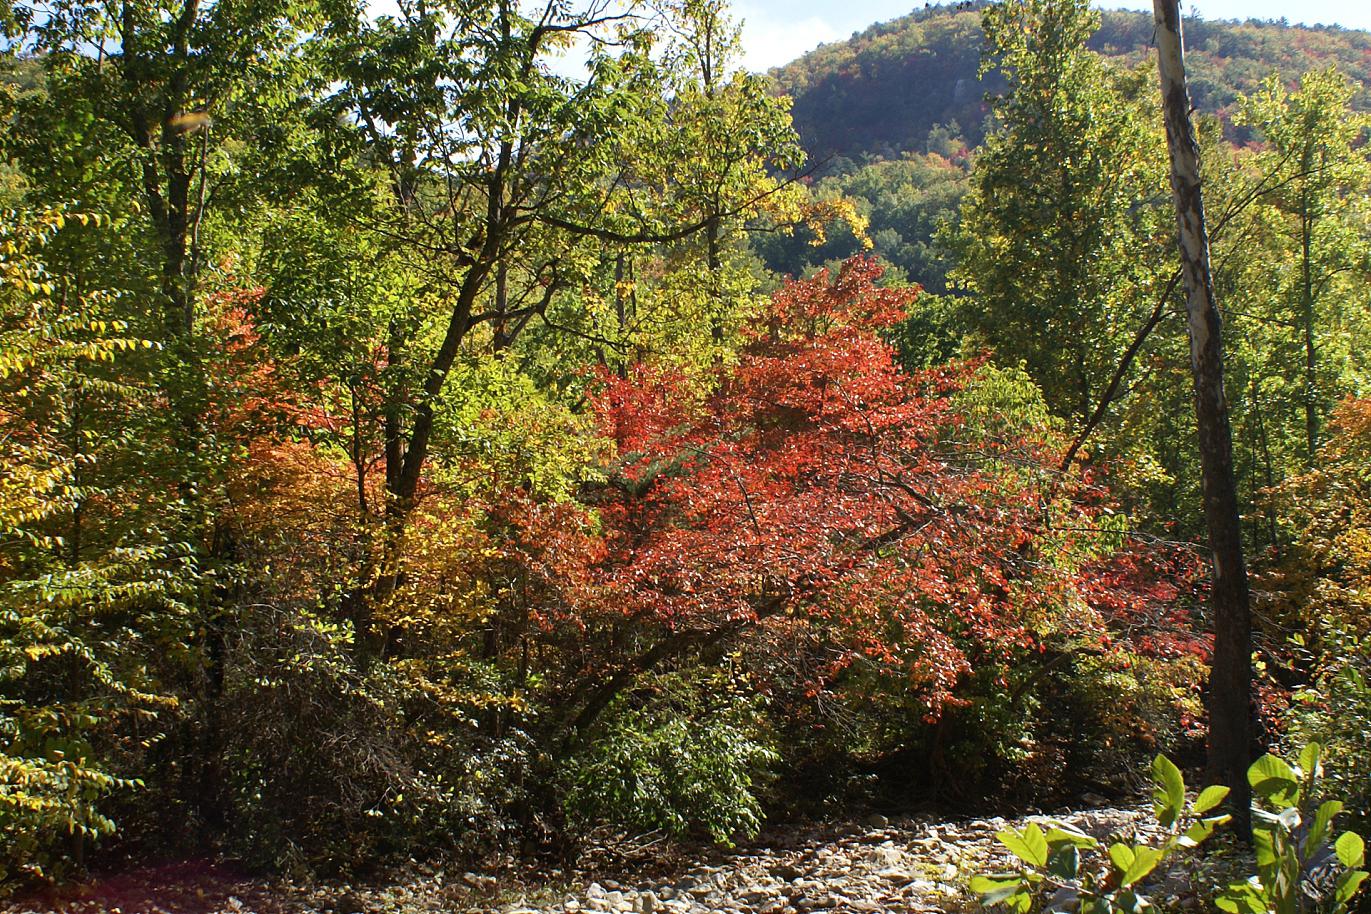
[219,604,540,872]
[1288,630,1371,832]
[971,745,1371,914]
[971,756,1231,914]
[1259,399,1371,829]
[1217,743,1368,914]
[0,209,179,889]
[562,672,777,845]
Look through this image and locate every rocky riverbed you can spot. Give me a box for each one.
[9,803,1233,914]
[480,805,1192,914]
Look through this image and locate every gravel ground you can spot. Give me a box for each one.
[4,803,1245,914]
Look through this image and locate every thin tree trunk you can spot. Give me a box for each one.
[1153,0,1253,837]
[349,380,369,516]
[493,259,510,351]
[383,319,406,497]
[1300,184,1319,461]
[707,218,723,347]
[1058,272,1178,474]
[614,254,630,378]
[1248,374,1279,552]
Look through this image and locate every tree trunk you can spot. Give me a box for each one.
[1300,179,1319,461]
[1153,0,1253,837]
[707,217,724,347]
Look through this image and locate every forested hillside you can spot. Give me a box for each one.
[770,1,1371,165]
[758,8,1371,299]
[3,0,1371,905]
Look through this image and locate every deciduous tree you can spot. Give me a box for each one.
[1153,0,1253,835]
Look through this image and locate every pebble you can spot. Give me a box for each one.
[463,872,498,891]
[127,802,1169,914]
[863,845,902,867]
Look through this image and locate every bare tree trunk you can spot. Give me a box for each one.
[1299,181,1319,461]
[613,254,632,378]
[707,217,724,347]
[1153,0,1253,836]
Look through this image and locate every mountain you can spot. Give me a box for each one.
[768,1,1371,166]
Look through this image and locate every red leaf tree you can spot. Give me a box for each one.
[558,259,1185,741]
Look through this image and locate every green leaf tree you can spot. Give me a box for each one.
[944,0,1172,430]
[1232,69,1371,465]
[0,207,180,886]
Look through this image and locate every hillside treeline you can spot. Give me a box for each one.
[771,1,1371,164]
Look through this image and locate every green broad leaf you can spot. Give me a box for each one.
[1151,755,1185,827]
[970,874,1025,897]
[973,876,1032,912]
[998,824,1049,868]
[1307,800,1344,852]
[1109,843,1136,873]
[1112,888,1148,914]
[980,884,1025,907]
[1254,828,1279,871]
[1275,877,1298,914]
[1216,881,1266,914]
[1336,831,1366,869]
[1297,742,1322,779]
[1191,784,1231,816]
[1047,845,1081,881]
[1179,818,1219,848]
[1334,869,1368,905]
[1248,754,1300,806]
[1045,824,1099,849]
[1120,846,1165,887]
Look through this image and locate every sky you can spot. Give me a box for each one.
[733,0,1371,71]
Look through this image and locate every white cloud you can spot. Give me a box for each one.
[736,7,841,72]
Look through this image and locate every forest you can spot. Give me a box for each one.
[1,0,1370,909]
[771,2,1371,164]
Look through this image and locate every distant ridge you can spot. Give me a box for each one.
[768,1,1371,165]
